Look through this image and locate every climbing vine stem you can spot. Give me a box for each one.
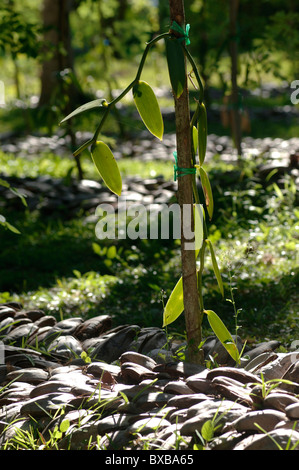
[74,32,171,157]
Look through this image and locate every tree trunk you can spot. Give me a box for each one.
[38,0,79,107]
[169,0,203,364]
[39,0,85,179]
[229,0,242,156]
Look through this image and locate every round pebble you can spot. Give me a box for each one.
[285,403,299,420]
[231,410,287,433]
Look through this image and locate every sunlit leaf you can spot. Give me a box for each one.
[104,259,113,268]
[59,419,70,433]
[91,141,122,196]
[107,245,117,259]
[0,178,10,189]
[163,276,184,327]
[0,214,21,234]
[273,182,284,200]
[165,37,185,98]
[197,102,207,166]
[81,351,91,364]
[206,239,224,297]
[133,80,164,140]
[60,99,108,124]
[52,426,62,439]
[201,420,214,441]
[3,221,21,234]
[204,310,240,363]
[92,242,102,256]
[194,204,204,258]
[192,125,198,155]
[73,269,81,278]
[199,167,213,220]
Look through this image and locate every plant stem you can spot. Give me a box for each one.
[228,268,240,338]
[74,32,171,156]
[183,45,204,103]
[169,0,203,364]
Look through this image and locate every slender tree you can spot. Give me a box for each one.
[228,0,242,156]
[38,0,83,107]
[39,0,86,178]
[168,0,203,364]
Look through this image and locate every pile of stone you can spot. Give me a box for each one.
[2,131,299,165]
[1,140,298,219]
[0,174,178,217]
[0,302,299,450]
[1,131,299,218]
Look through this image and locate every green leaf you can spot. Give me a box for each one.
[199,167,213,220]
[133,80,164,140]
[91,141,122,196]
[52,426,62,439]
[92,242,102,256]
[0,214,21,234]
[80,351,91,364]
[104,259,113,268]
[201,420,214,442]
[206,239,224,297]
[197,102,207,166]
[60,99,108,124]
[273,182,284,200]
[0,179,27,207]
[148,283,162,292]
[73,269,81,279]
[10,187,27,207]
[165,37,186,99]
[107,245,117,259]
[194,204,204,258]
[192,125,198,155]
[0,178,10,189]
[204,310,240,363]
[163,276,184,327]
[59,419,70,433]
[3,222,21,234]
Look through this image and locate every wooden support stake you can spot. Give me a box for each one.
[169,0,203,364]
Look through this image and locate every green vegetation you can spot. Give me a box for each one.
[0,150,297,346]
[0,0,298,351]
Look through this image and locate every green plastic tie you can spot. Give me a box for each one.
[171,21,191,46]
[173,151,196,181]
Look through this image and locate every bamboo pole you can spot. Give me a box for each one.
[169,0,203,364]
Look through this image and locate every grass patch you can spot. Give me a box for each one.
[0,150,174,181]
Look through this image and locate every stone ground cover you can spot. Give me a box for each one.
[0,302,299,450]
